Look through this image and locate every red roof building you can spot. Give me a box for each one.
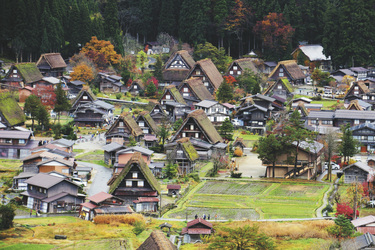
[182,218,213,243]
[351,215,375,234]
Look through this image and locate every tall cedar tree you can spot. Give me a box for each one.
[219,118,234,141]
[216,80,234,103]
[213,0,228,49]
[54,82,71,123]
[154,55,163,81]
[158,0,177,36]
[193,42,231,73]
[103,0,123,54]
[338,123,359,165]
[257,134,284,178]
[24,95,42,131]
[237,69,260,94]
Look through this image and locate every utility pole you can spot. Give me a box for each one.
[353,176,358,220]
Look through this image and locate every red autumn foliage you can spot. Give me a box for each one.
[336,203,359,220]
[32,85,56,108]
[146,77,159,89]
[224,75,237,87]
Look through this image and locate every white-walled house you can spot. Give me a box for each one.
[194,100,231,125]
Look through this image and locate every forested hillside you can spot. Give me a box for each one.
[1,0,375,67]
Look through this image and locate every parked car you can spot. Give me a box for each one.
[72,177,87,187]
[324,162,340,170]
[355,156,362,162]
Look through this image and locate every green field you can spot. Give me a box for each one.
[164,180,329,220]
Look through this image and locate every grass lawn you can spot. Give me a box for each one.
[0,159,22,192]
[0,243,55,250]
[14,216,81,226]
[294,94,343,110]
[277,238,332,250]
[198,162,213,178]
[165,180,329,220]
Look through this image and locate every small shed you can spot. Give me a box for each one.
[167,184,181,196]
[137,230,177,250]
[352,215,375,234]
[181,218,213,243]
[102,142,125,166]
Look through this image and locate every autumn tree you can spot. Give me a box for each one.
[208,225,275,250]
[225,0,253,57]
[254,13,294,60]
[70,64,95,83]
[311,68,334,87]
[81,36,121,69]
[32,85,56,108]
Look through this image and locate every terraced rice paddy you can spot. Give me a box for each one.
[165,181,329,220]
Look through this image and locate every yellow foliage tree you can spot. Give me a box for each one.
[70,64,94,83]
[81,36,122,69]
[234,147,243,157]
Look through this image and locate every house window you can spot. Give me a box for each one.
[354,120,360,125]
[204,82,209,86]
[190,125,194,130]
[43,189,46,194]
[19,139,25,144]
[182,132,186,137]
[139,122,144,127]
[184,88,188,92]
[143,129,148,133]
[203,76,206,81]
[166,95,171,100]
[5,139,11,144]
[230,71,234,75]
[354,91,359,95]
[138,180,144,187]
[62,169,69,173]
[183,93,189,97]
[280,68,284,72]
[355,86,359,90]
[134,85,137,89]
[195,133,199,138]
[363,96,368,100]
[196,70,200,75]
[258,121,263,125]
[277,85,282,89]
[119,122,124,126]
[118,128,124,132]
[233,66,238,70]
[83,96,88,100]
[39,188,42,192]
[132,172,138,178]
[30,185,33,190]
[238,71,241,75]
[126,181,132,187]
[279,73,284,77]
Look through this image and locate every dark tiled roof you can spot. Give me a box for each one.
[0,130,30,139]
[51,138,75,147]
[25,173,66,188]
[117,146,154,156]
[102,142,124,152]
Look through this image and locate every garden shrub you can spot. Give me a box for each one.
[188,173,200,182]
[116,93,122,99]
[234,147,243,157]
[327,215,354,238]
[0,204,15,230]
[336,203,358,220]
[311,95,322,101]
[133,221,146,235]
[230,172,242,178]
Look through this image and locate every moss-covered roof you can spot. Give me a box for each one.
[123,113,144,137]
[296,102,309,116]
[177,138,199,161]
[194,59,224,90]
[139,111,159,134]
[187,109,223,144]
[182,78,213,101]
[16,63,43,84]
[231,58,258,74]
[0,93,26,126]
[165,85,186,105]
[108,152,161,195]
[263,78,293,96]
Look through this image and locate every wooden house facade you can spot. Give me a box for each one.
[149,103,168,125]
[171,138,199,175]
[182,218,213,243]
[268,60,306,85]
[227,58,259,78]
[128,80,145,95]
[109,152,161,212]
[1,63,43,90]
[343,162,373,184]
[178,78,214,107]
[70,86,97,112]
[105,114,143,145]
[98,73,125,93]
[136,111,159,135]
[159,85,187,106]
[194,100,230,125]
[187,58,223,95]
[263,78,294,100]
[36,53,67,77]
[162,50,196,84]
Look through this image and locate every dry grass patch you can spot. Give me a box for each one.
[93,214,145,225]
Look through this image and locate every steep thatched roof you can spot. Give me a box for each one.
[109,152,161,195]
[182,78,213,101]
[263,78,293,96]
[0,93,26,126]
[138,111,159,134]
[123,113,144,137]
[177,138,199,161]
[36,53,67,69]
[269,60,305,80]
[15,63,43,84]
[137,230,177,250]
[164,85,186,104]
[347,100,362,110]
[163,50,196,82]
[71,85,97,107]
[357,82,370,94]
[233,137,246,148]
[186,109,223,144]
[230,58,258,74]
[296,102,309,116]
[194,59,224,90]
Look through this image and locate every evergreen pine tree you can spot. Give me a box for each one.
[154,55,163,81]
[158,0,176,35]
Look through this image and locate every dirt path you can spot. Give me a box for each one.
[235,148,267,178]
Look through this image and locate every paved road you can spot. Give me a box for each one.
[78,161,112,197]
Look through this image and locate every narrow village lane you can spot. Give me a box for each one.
[78,161,112,197]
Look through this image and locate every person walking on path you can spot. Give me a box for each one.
[195,214,198,219]
[208,214,210,220]
[203,214,206,220]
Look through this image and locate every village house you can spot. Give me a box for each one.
[351,123,375,152]
[98,72,125,93]
[263,141,323,179]
[21,150,74,174]
[73,100,114,127]
[233,137,246,151]
[194,100,230,126]
[0,130,39,159]
[164,101,191,123]
[345,100,372,111]
[159,85,187,106]
[342,162,374,184]
[105,114,143,145]
[350,67,370,81]
[70,86,97,112]
[227,58,259,78]
[351,216,375,235]
[67,80,84,96]
[108,152,161,212]
[167,138,199,175]
[50,138,75,153]
[268,60,306,85]
[166,109,225,160]
[291,44,332,72]
[178,78,214,107]
[136,111,159,148]
[263,78,294,100]
[149,103,168,125]
[162,50,196,85]
[30,144,74,157]
[1,63,43,90]
[36,53,67,77]
[186,58,224,95]
[128,80,145,95]
[138,230,177,250]
[182,218,214,244]
[149,161,165,178]
[261,61,277,76]
[79,191,133,220]
[21,173,84,213]
[102,142,125,166]
[167,184,181,196]
[307,110,375,128]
